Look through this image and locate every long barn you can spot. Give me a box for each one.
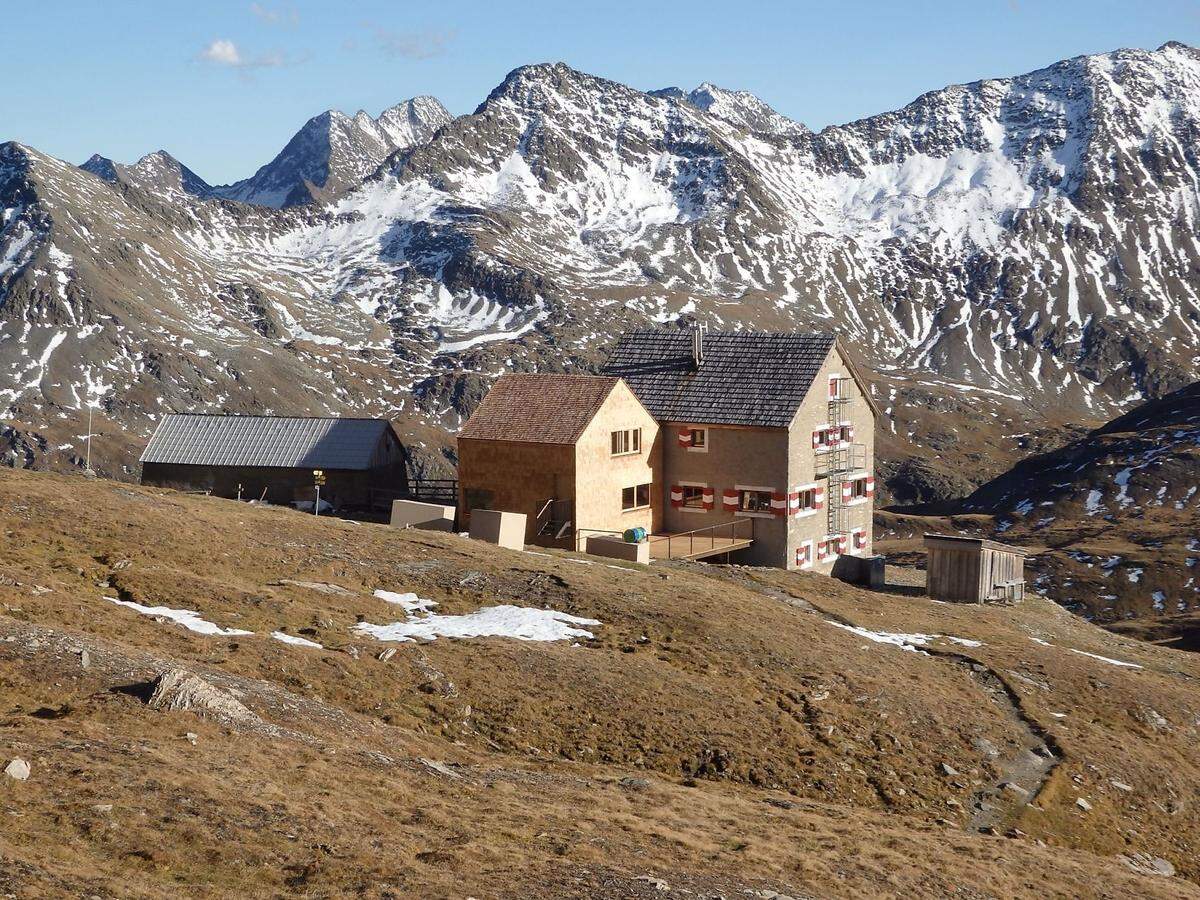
[139,414,407,512]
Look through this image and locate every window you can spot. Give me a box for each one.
[739,489,774,514]
[622,483,651,511]
[797,487,817,512]
[850,478,868,500]
[678,426,708,451]
[796,541,814,569]
[611,428,642,456]
[682,485,706,509]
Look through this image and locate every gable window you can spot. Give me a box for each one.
[622,483,651,511]
[611,428,642,456]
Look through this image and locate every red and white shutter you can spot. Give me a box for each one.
[841,481,853,503]
[796,544,811,568]
[811,429,821,449]
[722,489,739,510]
[847,424,855,442]
[865,476,875,499]
[771,492,787,517]
[816,540,828,562]
[670,485,684,508]
[829,376,838,399]
[835,534,848,554]
[701,488,715,511]
[853,528,867,551]
[813,486,825,510]
[787,491,800,515]
[677,428,692,448]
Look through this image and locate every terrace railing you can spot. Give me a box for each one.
[647,518,754,560]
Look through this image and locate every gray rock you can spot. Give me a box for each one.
[939,762,959,777]
[147,669,258,728]
[4,758,30,781]
[1122,853,1175,877]
[377,647,397,662]
[972,737,999,759]
[1076,797,1092,812]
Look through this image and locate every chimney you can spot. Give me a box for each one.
[691,322,707,370]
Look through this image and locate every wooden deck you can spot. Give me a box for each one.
[647,520,755,561]
[648,534,753,561]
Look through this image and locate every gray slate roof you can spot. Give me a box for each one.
[601,329,837,428]
[140,415,395,470]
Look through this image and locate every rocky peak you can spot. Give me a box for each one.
[678,82,810,137]
[74,149,213,199]
[212,96,451,208]
[80,153,118,182]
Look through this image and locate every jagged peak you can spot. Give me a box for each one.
[479,62,641,114]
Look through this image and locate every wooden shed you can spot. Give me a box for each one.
[923,534,1027,603]
[139,414,407,512]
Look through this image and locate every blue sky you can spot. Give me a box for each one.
[5,0,1199,184]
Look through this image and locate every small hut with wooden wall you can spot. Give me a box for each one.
[139,414,407,512]
[924,534,1027,603]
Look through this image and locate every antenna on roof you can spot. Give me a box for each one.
[691,321,707,371]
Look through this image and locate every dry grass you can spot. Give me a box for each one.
[2,467,1199,898]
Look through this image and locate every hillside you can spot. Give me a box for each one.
[924,381,1200,625]
[7,44,1200,497]
[2,467,1199,897]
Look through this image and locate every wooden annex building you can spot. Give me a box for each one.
[924,534,1027,603]
[139,414,407,512]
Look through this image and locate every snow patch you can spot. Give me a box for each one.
[354,604,601,643]
[104,597,253,637]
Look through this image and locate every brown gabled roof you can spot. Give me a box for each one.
[458,374,622,444]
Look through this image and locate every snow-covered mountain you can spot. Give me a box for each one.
[80,150,215,200]
[210,97,452,207]
[6,45,1200,491]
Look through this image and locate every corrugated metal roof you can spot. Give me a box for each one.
[601,329,837,428]
[140,415,395,470]
[458,374,621,444]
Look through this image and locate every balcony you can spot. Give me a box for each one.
[814,441,867,478]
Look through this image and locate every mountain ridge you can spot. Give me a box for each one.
[5,45,1200,505]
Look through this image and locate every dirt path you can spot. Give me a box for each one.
[708,566,1063,834]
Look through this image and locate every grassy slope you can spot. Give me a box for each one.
[1,468,1199,898]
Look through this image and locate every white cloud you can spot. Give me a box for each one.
[200,38,243,67]
[197,38,296,70]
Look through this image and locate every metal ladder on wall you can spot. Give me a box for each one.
[825,379,853,541]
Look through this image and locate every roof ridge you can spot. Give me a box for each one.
[160,413,391,423]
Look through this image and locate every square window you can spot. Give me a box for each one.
[739,489,774,513]
[682,485,706,508]
[623,483,651,511]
